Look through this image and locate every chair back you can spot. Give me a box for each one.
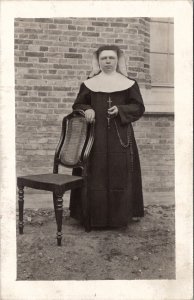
[54,110,94,172]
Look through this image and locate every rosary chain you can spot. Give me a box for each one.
[114,119,134,171]
[114,119,131,148]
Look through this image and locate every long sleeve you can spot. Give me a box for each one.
[117,81,145,124]
[72,83,92,111]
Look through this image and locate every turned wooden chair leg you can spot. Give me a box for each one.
[53,192,57,222]
[18,186,24,234]
[82,181,91,232]
[56,193,63,246]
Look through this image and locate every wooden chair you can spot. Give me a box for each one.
[17,110,95,246]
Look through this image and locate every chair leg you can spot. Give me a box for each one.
[82,183,91,232]
[53,192,57,222]
[18,186,24,234]
[56,193,63,246]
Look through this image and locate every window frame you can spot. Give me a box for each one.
[150,18,174,88]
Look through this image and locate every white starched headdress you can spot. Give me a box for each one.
[88,49,128,78]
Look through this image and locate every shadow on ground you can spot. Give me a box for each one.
[17,205,175,280]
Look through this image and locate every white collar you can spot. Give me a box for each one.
[84,72,135,93]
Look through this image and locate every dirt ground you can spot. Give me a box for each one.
[17,204,175,280]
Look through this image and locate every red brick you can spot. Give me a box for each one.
[54,19,72,25]
[87,27,95,31]
[68,25,76,30]
[49,24,57,29]
[111,23,128,28]
[82,32,99,37]
[24,28,43,34]
[34,109,53,114]
[45,52,63,58]
[53,64,72,69]
[53,87,71,91]
[46,30,63,35]
[19,57,28,62]
[22,97,41,102]
[35,18,53,23]
[34,86,52,91]
[40,46,48,51]
[129,56,144,62]
[23,74,42,79]
[38,58,48,63]
[92,21,109,26]
[18,91,28,96]
[48,70,57,74]
[115,39,123,43]
[101,33,118,38]
[15,62,33,68]
[15,27,24,33]
[15,39,33,44]
[25,52,44,57]
[74,27,84,32]
[69,48,77,53]
[38,92,47,96]
[38,69,48,74]
[43,75,62,80]
[42,97,61,102]
[19,34,29,39]
[144,64,149,69]
[28,34,38,39]
[28,69,38,74]
[105,28,114,32]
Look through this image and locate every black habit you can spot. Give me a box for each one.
[70,79,145,227]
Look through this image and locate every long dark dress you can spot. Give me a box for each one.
[70,79,145,227]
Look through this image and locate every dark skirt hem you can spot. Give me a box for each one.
[70,209,144,228]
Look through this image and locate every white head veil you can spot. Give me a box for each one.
[88,45,128,78]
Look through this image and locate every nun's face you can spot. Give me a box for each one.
[98,50,118,74]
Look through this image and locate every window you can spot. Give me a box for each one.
[150,18,174,87]
[145,18,174,113]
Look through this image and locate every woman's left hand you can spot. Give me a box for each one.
[108,106,118,117]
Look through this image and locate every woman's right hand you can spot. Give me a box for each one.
[84,109,95,123]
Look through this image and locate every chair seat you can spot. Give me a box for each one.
[17,173,84,193]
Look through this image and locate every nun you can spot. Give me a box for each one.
[70,45,145,228]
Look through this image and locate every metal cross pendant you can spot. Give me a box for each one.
[107,97,112,128]
[107,97,112,109]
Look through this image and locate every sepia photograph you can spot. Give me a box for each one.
[0,1,193,300]
[15,16,175,281]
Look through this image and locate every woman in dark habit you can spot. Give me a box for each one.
[70,45,145,228]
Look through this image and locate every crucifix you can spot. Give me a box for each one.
[107,97,112,129]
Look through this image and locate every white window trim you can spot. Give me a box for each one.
[148,18,174,113]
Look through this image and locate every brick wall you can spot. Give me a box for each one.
[134,114,174,204]
[14,17,174,204]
